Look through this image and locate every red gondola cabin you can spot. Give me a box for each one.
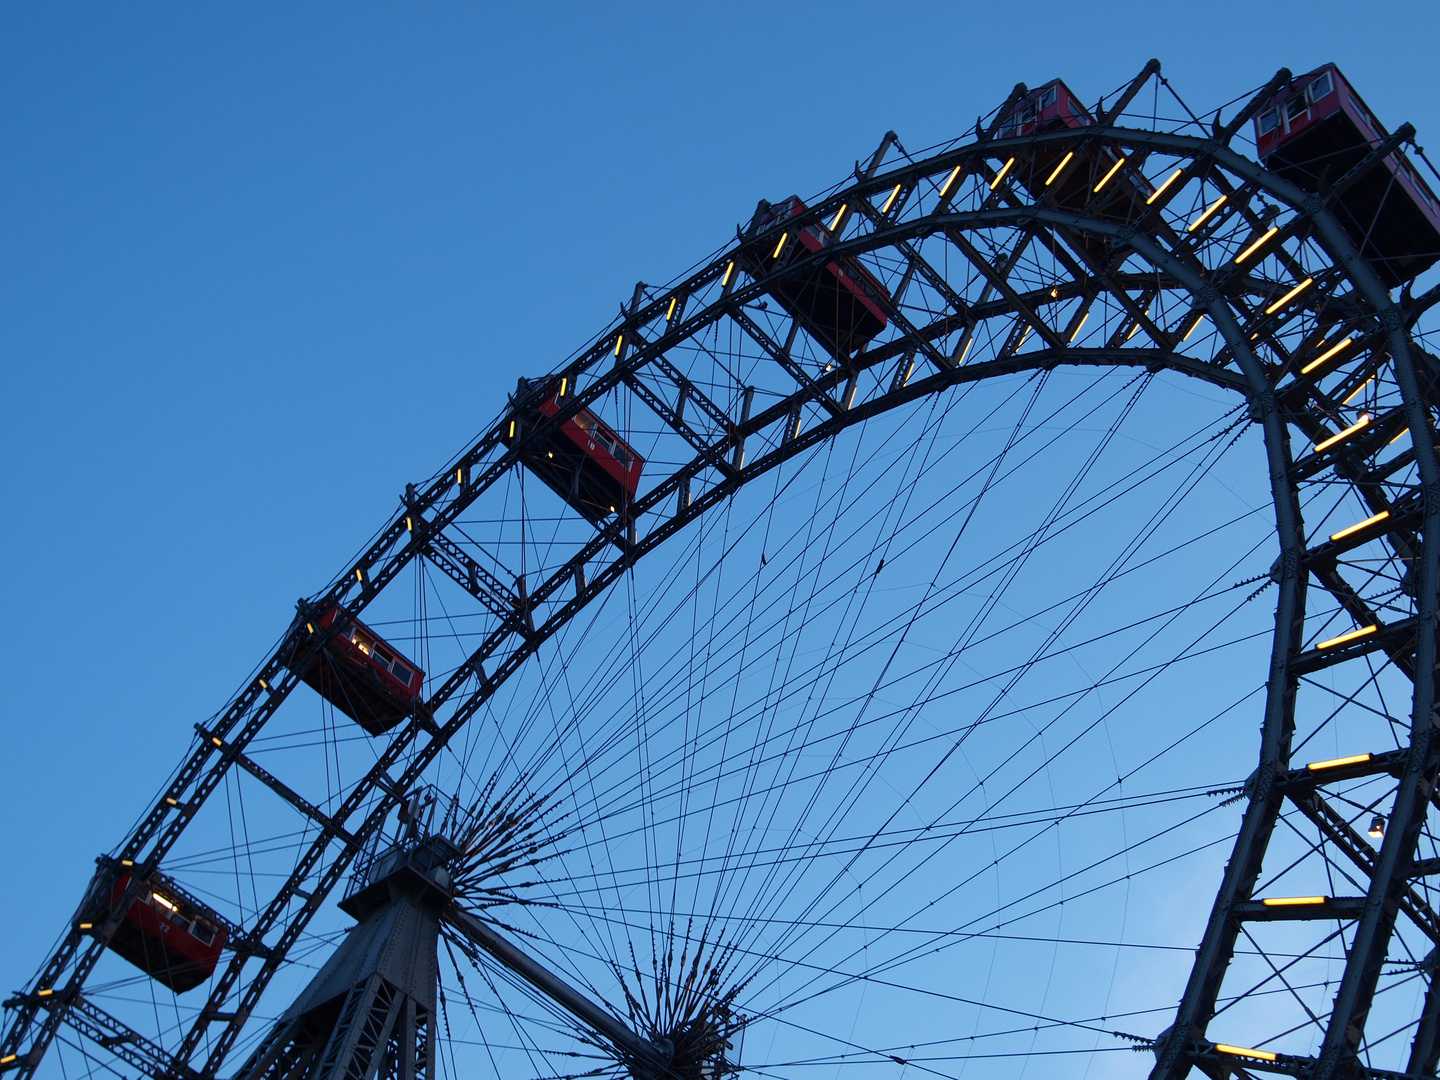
[287,605,426,736]
[741,196,890,359]
[503,378,644,524]
[77,868,227,992]
[1254,64,1440,289]
[995,79,1154,255]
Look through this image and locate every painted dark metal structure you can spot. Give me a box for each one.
[5,57,1440,1080]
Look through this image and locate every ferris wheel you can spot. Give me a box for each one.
[7,56,1440,1080]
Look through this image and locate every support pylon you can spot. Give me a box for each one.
[231,837,457,1080]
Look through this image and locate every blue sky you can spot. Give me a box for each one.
[4,0,1440,1071]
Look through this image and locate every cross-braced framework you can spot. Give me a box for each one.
[8,59,1440,1080]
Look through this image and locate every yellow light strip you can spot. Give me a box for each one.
[1017,324,1032,349]
[1093,155,1126,192]
[881,184,902,214]
[1330,511,1390,542]
[1045,151,1074,186]
[938,165,962,197]
[1214,1044,1278,1062]
[1265,277,1315,314]
[1187,194,1227,232]
[1341,376,1373,405]
[1301,335,1356,375]
[828,204,847,231]
[166,796,179,806]
[613,334,624,357]
[150,892,177,912]
[989,157,1015,191]
[355,567,365,583]
[121,859,134,867]
[1069,311,1090,342]
[507,419,515,438]
[211,736,222,747]
[1390,427,1411,445]
[1307,752,1373,771]
[721,260,735,286]
[258,677,269,690]
[666,296,678,321]
[1,1054,18,1065]
[1183,313,1206,341]
[36,989,53,998]
[1235,226,1279,264]
[405,516,413,533]
[1313,415,1370,452]
[958,336,974,365]
[558,376,567,398]
[1146,168,1184,205]
[1261,896,1326,906]
[1317,624,1378,650]
[77,924,92,932]
[771,231,788,259]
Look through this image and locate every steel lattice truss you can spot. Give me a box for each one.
[7,60,1440,1080]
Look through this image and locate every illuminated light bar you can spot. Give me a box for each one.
[1187,194,1227,232]
[166,796,178,806]
[1261,896,1326,906]
[405,516,413,533]
[881,184,902,214]
[507,419,516,438]
[258,677,269,690]
[306,622,314,634]
[77,924,92,931]
[771,231,788,259]
[1,1054,18,1065]
[355,567,365,583]
[1235,226,1279,264]
[958,336,974,365]
[1307,752,1373,771]
[121,859,134,867]
[1313,415,1370,453]
[1146,168,1184,205]
[36,989,52,998]
[1301,335,1356,375]
[455,467,464,485]
[1317,624,1378,650]
[666,296,678,321]
[558,377,567,398]
[1069,311,1090,342]
[721,260,735,286]
[1330,511,1390,542]
[211,736,223,747]
[1182,313,1206,341]
[1093,155,1127,192]
[613,334,624,357]
[150,892,177,912]
[938,165,962,197]
[1390,427,1411,445]
[1045,151,1075,186]
[1264,276,1315,314]
[828,203,847,231]
[1214,1044,1278,1062]
[989,157,1015,191]
[1341,376,1373,405]
[1017,324,1033,349]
